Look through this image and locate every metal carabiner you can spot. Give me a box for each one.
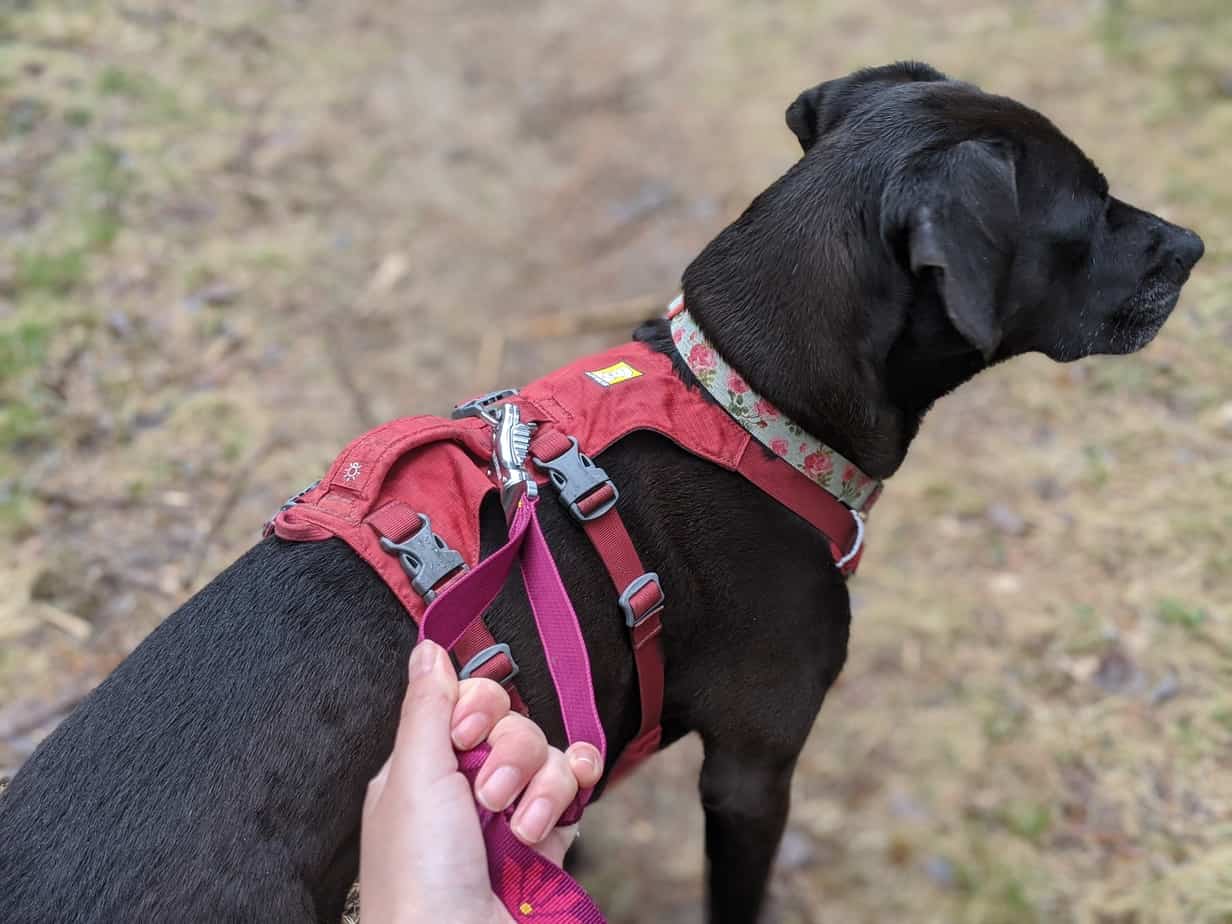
[490,402,538,516]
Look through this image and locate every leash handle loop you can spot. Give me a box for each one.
[418,495,608,922]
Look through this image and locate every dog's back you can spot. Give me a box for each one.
[0,539,412,922]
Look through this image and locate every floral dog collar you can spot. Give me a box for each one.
[667,295,882,512]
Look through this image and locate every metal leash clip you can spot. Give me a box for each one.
[490,402,537,516]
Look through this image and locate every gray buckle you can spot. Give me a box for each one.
[378,513,467,603]
[262,479,319,535]
[618,572,664,628]
[458,643,519,687]
[532,436,619,522]
[451,388,519,422]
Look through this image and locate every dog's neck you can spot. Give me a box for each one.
[680,215,988,479]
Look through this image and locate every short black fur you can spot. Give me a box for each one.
[0,62,1203,923]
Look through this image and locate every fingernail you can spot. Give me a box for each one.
[451,713,488,750]
[477,765,523,812]
[409,641,439,678]
[569,748,600,776]
[513,798,554,844]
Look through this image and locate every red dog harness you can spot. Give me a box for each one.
[269,299,879,920]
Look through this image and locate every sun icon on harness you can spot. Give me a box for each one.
[343,461,362,483]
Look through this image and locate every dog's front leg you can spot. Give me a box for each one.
[698,742,796,924]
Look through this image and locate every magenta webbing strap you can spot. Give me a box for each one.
[518,503,607,759]
[418,496,607,922]
[416,506,530,651]
[455,744,605,922]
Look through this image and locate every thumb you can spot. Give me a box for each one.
[535,824,580,867]
[387,640,461,785]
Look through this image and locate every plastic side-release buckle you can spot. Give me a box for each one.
[377,513,468,603]
[457,643,520,687]
[532,436,620,522]
[618,572,665,628]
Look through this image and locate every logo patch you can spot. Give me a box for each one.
[585,361,643,387]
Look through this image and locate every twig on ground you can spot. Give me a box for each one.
[35,605,93,641]
[181,434,285,589]
[0,686,94,744]
[323,323,379,430]
[472,328,506,390]
[510,293,666,341]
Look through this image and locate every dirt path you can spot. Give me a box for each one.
[2,1,1229,921]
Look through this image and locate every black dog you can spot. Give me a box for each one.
[0,62,1203,923]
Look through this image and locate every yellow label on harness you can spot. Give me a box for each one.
[585,361,643,387]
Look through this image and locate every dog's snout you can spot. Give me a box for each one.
[1170,227,1204,274]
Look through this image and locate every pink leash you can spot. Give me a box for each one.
[419,494,608,922]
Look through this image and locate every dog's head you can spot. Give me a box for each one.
[682,62,1204,475]
[785,62,1204,364]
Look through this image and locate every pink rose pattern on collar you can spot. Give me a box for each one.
[668,296,882,512]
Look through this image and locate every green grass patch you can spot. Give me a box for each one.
[1001,802,1053,845]
[983,696,1028,743]
[952,843,1047,924]
[0,316,55,453]
[1081,444,1112,489]
[96,65,182,118]
[0,316,53,377]
[14,248,86,295]
[77,142,130,249]
[1065,603,1107,655]
[97,65,147,98]
[1097,0,1135,60]
[1157,597,1210,630]
[0,398,48,452]
[63,105,93,128]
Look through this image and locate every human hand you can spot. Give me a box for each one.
[359,640,603,924]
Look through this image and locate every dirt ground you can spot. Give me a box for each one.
[2,1,1230,921]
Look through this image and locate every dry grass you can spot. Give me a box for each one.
[1,1,1229,922]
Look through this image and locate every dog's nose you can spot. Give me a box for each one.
[1170,226,1205,274]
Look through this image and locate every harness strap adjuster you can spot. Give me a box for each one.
[533,436,620,523]
[458,643,520,687]
[618,571,665,629]
[377,513,468,603]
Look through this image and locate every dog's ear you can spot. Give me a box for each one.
[786,61,947,152]
[900,140,1020,360]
